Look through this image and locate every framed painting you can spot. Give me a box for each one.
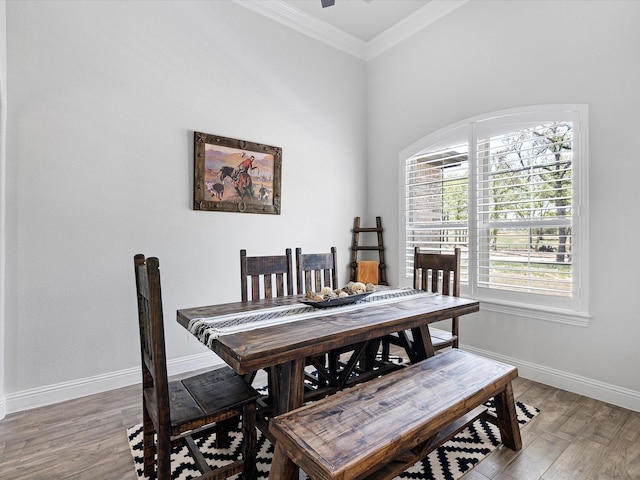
[194,132,282,214]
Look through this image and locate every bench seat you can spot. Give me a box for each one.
[268,349,522,480]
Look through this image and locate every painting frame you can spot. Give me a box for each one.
[193,131,282,215]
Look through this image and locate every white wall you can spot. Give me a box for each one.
[4,0,366,412]
[367,0,640,410]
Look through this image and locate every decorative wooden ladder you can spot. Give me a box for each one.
[350,216,388,285]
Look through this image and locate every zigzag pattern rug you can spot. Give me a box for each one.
[127,399,538,480]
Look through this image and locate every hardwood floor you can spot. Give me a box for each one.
[1,369,639,480]
[0,384,141,479]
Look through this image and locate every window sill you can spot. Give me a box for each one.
[475,298,591,327]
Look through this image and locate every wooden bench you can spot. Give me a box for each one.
[268,349,522,480]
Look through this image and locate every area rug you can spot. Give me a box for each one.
[127,399,538,480]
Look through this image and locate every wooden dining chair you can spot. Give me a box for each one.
[240,248,293,301]
[414,246,461,348]
[134,254,260,480]
[384,247,461,362]
[295,246,338,294]
[239,248,294,390]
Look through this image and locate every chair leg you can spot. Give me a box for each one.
[142,404,155,477]
[156,421,172,480]
[452,317,460,349]
[215,418,235,449]
[380,337,391,362]
[241,402,258,480]
[328,350,341,378]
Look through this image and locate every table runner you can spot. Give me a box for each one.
[188,288,431,348]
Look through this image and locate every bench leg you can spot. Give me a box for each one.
[493,382,523,451]
[269,443,299,480]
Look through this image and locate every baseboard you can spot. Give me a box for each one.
[462,344,640,413]
[7,347,640,415]
[4,352,223,415]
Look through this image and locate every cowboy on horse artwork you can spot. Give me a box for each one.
[202,140,276,210]
[197,132,280,214]
[214,153,256,207]
[209,148,273,210]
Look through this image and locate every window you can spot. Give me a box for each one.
[400,106,589,323]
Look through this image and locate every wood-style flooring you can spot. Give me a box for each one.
[1,367,639,480]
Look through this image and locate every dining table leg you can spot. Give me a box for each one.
[271,357,305,480]
[274,356,306,415]
[410,324,436,360]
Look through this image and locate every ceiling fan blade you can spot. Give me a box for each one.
[321,0,335,7]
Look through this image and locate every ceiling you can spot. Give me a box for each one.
[234,0,468,60]
[280,0,431,43]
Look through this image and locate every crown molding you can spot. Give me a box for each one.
[366,0,469,60]
[232,0,367,60]
[232,0,469,61]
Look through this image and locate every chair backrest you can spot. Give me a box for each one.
[134,254,170,427]
[295,247,338,294]
[413,247,461,296]
[240,248,294,301]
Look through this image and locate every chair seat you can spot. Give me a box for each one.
[182,367,260,413]
[144,366,260,430]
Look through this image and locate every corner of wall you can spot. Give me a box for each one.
[0,0,8,422]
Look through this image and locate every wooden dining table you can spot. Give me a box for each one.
[178,288,478,400]
[177,288,479,478]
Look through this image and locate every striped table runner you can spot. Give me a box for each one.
[188,288,431,348]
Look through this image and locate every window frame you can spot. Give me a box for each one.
[398,105,590,326]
